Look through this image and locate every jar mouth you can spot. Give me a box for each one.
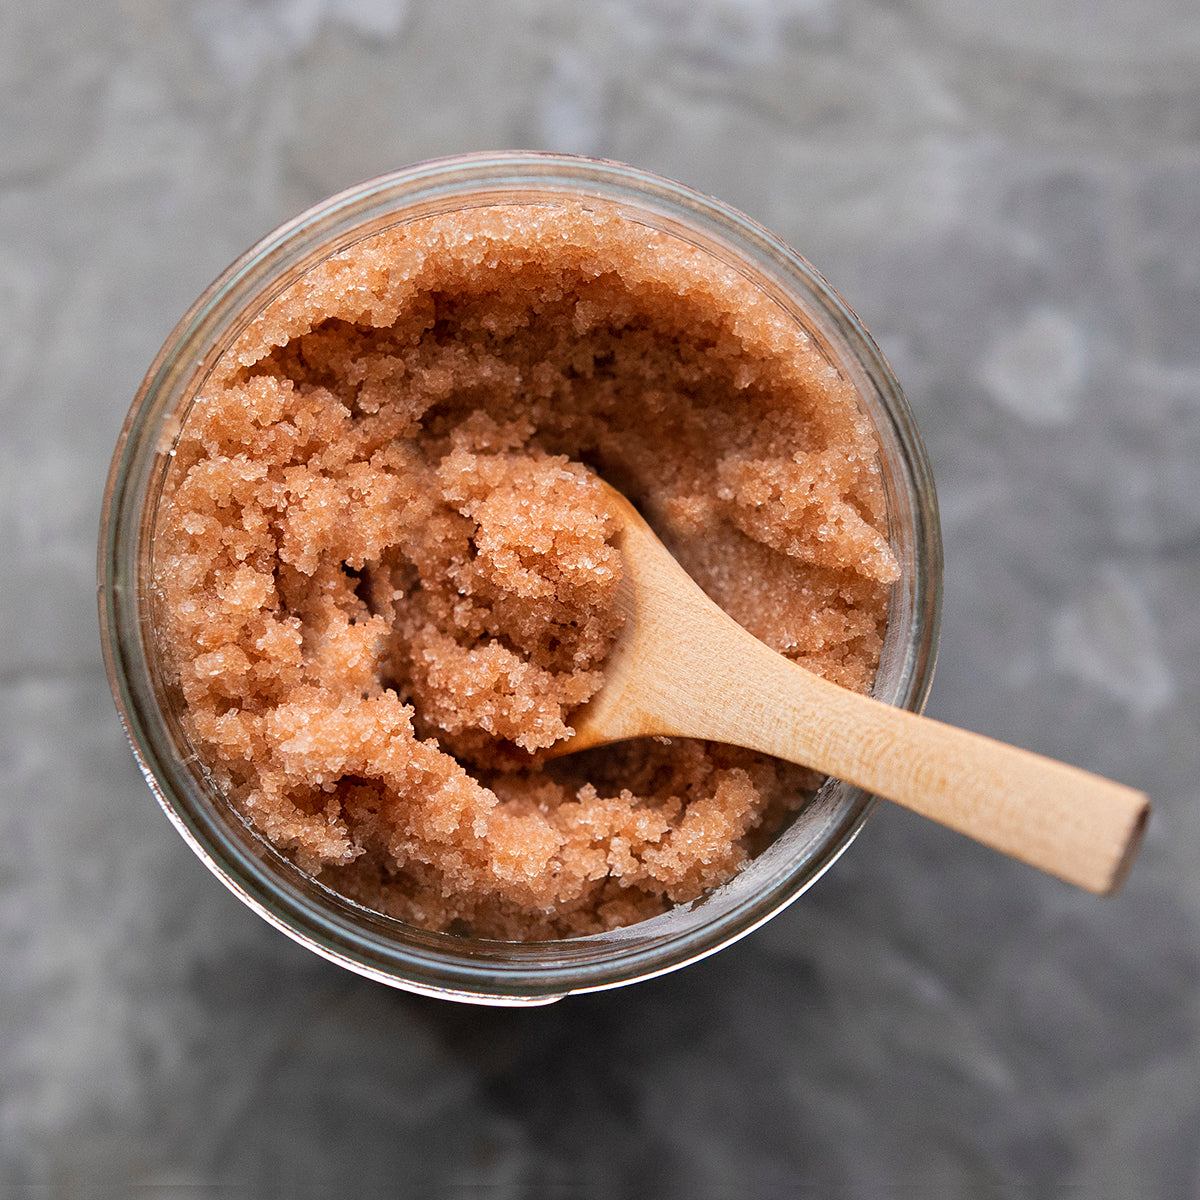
[99,151,942,1005]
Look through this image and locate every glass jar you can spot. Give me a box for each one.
[99,152,942,1005]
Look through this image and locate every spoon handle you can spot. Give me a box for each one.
[580,510,1149,895]
[693,630,1148,895]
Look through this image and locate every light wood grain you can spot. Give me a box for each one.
[558,486,1149,896]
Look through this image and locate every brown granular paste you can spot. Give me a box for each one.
[154,202,899,939]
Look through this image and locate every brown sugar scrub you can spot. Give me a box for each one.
[153,201,901,940]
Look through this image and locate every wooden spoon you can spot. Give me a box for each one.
[552,483,1149,896]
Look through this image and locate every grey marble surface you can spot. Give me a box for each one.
[4,0,1199,1193]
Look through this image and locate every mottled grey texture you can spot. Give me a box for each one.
[3,0,1199,1194]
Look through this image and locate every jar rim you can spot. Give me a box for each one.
[99,151,942,1004]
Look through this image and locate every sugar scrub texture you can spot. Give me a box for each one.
[154,203,900,939]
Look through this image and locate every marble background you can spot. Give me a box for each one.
[3,0,1199,1193]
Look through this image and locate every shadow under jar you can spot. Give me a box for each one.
[99,152,941,1005]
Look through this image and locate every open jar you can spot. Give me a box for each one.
[99,152,941,1004]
